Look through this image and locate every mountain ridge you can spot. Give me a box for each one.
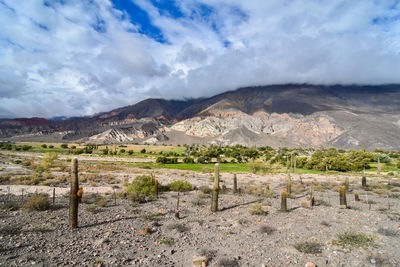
[1,84,400,150]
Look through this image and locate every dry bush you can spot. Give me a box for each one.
[259,225,276,234]
[248,204,267,215]
[23,193,50,211]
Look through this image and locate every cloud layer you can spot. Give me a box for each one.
[1,0,400,118]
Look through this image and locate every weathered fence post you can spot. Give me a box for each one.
[233,173,237,194]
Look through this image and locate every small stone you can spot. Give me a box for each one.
[15,243,22,248]
[170,249,175,255]
[370,259,376,264]
[305,262,316,267]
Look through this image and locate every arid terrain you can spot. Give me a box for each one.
[0,150,399,266]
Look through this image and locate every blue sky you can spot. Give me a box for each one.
[0,0,400,118]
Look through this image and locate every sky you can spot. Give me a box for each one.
[1,0,400,118]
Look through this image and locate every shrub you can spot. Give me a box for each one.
[332,230,376,249]
[167,223,190,233]
[158,237,175,246]
[48,145,54,148]
[22,145,32,151]
[294,241,323,254]
[128,150,134,155]
[126,175,155,201]
[96,196,107,207]
[247,162,270,173]
[199,185,211,194]
[1,201,20,211]
[259,225,276,234]
[23,193,50,211]
[183,157,195,163]
[41,144,47,148]
[41,152,58,169]
[168,180,193,192]
[156,156,178,164]
[140,148,146,153]
[248,204,266,215]
[60,144,68,149]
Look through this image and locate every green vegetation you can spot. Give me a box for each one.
[294,241,323,254]
[332,230,376,249]
[3,142,400,175]
[168,180,193,192]
[126,175,156,202]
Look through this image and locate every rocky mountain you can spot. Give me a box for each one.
[1,84,400,150]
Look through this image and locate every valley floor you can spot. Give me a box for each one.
[0,152,399,266]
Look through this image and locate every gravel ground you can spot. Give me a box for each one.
[1,186,399,267]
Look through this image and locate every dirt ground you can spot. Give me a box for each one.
[0,152,400,266]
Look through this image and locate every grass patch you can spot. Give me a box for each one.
[294,241,323,254]
[167,223,190,233]
[0,225,22,235]
[248,204,267,215]
[158,237,175,246]
[1,201,20,211]
[332,230,376,249]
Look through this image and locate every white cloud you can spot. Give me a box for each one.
[0,0,400,118]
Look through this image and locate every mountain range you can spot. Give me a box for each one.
[1,84,400,150]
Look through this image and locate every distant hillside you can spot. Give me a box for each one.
[1,84,400,150]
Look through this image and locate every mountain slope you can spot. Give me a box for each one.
[1,84,400,150]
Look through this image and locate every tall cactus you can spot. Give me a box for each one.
[69,158,79,228]
[345,177,349,192]
[287,171,291,195]
[339,184,347,208]
[154,179,158,199]
[233,173,238,194]
[362,176,367,188]
[281,189,287,212]
[211,163,220,212]
[354,192,360,201]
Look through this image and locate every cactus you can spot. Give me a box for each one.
[266,184,270,191]
[233,173,237,194]
[286,155,290,172]
[377,157,381,175]
[345,177,349,192]
[362,176,367,188]
[281,189,287,212]
[311,196,316,207]
[309,187,314,208]
[339,185,347,208]
[69,158,79,228]
[175,192,180,219]
[287,171,291,195]
[52,188,56,205]
[154,179,158,199]
[211,163,220,212]
[354,192,360,201]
